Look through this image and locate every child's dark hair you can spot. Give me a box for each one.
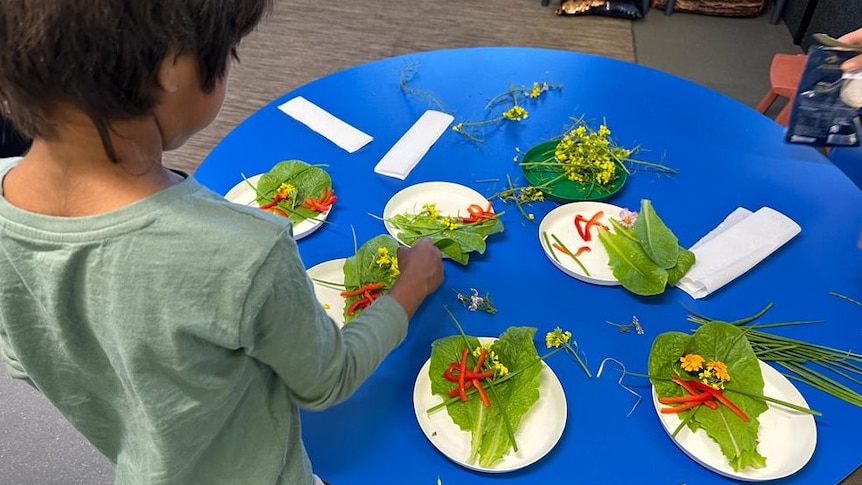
[0,0,272,161]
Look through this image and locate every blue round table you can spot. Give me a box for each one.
[196,47,862,485]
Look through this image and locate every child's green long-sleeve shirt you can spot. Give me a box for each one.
[0,157,408,484]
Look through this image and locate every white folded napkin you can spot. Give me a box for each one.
[374,110,454,180]
[677,207,801,299]
[277,96,373,153]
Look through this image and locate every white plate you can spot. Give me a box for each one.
[224,174,330,240]
[382,181,491,247]
[652,360,817,481]
[306,258,347,327]
[538,201,624,286]
[412,338,567,473]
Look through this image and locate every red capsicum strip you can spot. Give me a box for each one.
[671,375,717,409]
[574,246,591,257]
[659,393,714,404]
[340,282,385,298]
[574,211,608,242]
[441,348,494,407]
[459,203,496,224]
[342,282,385,316]
[688,380,750,422]
[300,187,337,212]
[574,214,588,240]
[458,348,468,402]
[660,400,702,414]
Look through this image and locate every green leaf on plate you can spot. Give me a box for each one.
[341,234,400,321]
[429,327,542,469]
[598,225,668,296]
[633,199,679,269]
[597,200,694,296]
[255,160,332,223]
[387,211,503,265]
[648,321,768,472]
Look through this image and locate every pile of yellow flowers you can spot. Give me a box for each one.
[553,123,633,187]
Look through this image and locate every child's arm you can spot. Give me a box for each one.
[239,235,443,409]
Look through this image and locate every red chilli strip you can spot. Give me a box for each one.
[660,401,702,414]
[473,348,487,373]
[346,297,370,316]
[458,348,469,402]
[340,282,385,298]
[472,378,491,407]
[659,393,713,404]
[574,246,591,257]
[584,211,605,239]
[689,380,750,422]
[671,375,718,410]
[574,214,588,240]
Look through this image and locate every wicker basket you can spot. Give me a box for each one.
[650,0,767,17]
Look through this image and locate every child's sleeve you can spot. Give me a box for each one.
[0,327,32,382]
[239,235,409,410]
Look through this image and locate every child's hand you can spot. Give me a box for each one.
[388,238,444,318]
[839,28,862,72]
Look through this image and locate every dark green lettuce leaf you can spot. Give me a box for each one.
[648,321,768,472]
[256,160,332,223]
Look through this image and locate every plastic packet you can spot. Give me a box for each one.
[786,45,862,147]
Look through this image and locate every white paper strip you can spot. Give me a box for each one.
[277,96,373,153]
[374,110,454,180]
[677,207,801,299]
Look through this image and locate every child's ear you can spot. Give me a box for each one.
[156,51,182,94]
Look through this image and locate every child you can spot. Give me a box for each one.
[0,2,444,484]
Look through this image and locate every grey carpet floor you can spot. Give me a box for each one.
[163,0,635,174]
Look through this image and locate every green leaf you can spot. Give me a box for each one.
[598,227,668,296]
[341,234,400,321]
[633,199,679,269]
[386,212,504,266]
[256,160,332,223]
[648,321,768,472]
[666,247,696,286]
[428,327,542,468]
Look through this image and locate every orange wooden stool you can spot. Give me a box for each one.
[755,53,807,126]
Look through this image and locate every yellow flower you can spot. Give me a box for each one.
[598,124,610,136]
[440,217,459,230]
[679,353,705,372]
[389,256,400,278]
[545,327,572,348]
[707,360,730,382]
[276,183,295,199]
[529,82,542,98]
[375,247,392,267]
[422,203,440,218]
[696,359,730,389]
[502,105,528,121]
[473,344,508,376]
